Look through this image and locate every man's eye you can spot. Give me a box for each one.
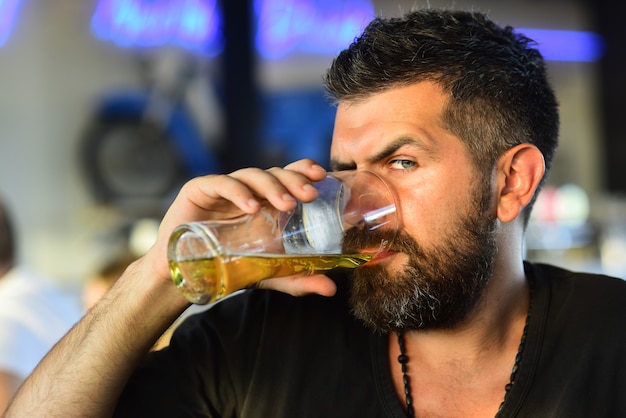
[390,159,416,169]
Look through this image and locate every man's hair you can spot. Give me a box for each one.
[324,9,559,226]
[0,199,15,273]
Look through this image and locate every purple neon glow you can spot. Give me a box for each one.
[87,0,604,63]
[0,0,21,47]
[519,28,605,62]
[254,0,374,59]
[90,0,223,55]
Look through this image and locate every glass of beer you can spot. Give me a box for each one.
[168,170,398,304]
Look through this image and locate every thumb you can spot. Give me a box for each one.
[256,274,337,297]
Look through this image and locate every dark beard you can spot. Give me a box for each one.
[343,181,498,333]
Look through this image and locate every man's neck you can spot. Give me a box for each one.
[390,261,530,417]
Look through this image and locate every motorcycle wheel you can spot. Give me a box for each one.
[80,116,184,204]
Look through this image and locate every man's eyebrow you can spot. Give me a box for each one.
[330,137,432,171]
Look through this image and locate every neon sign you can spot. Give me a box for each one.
[90,0,223,56]
[0,0,21,48]
[520,28,605,62]
[255,0,374,58]
[88,1,604,63]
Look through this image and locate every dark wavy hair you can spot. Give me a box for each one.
[0,199,15,273]
[324,9,559,226]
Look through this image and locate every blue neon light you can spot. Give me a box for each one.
[91,0,223,56]
[519,28,605,62]
[0,0,21,48]
[255,0,374,59]
[88,0,604,63]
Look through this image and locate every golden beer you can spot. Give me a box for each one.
[169,253,373,304]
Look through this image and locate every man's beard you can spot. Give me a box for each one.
[343,180,498,333]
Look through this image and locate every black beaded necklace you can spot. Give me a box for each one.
[396,310,530,417]
[396,333,415,417]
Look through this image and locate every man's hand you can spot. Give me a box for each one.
[143,159,335,297]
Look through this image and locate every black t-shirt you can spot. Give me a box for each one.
[115,263,626,417]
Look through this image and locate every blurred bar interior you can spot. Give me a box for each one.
[0,0,624,289]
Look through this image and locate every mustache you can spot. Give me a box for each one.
[342,227,423,256]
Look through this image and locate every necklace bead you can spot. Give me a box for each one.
[396,333,415,417]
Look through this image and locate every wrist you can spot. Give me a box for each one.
[121,255,191,319]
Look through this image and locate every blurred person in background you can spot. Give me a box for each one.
[0,198,82,413]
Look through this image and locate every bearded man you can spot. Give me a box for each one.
[7,9,626,418]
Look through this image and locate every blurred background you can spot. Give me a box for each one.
[0,0,624,294]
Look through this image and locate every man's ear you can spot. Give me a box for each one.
[495,144,545,223]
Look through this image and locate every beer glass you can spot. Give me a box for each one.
[168,170,398,304]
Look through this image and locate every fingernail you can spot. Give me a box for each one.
[303,184,317,193]
[282,193,295,201]
[247,199,260,208]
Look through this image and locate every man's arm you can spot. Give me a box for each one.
[4,256,190,417]
[4,160,334,417]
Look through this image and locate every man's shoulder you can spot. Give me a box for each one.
[527,261,625,290]
[527,261,626,317]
